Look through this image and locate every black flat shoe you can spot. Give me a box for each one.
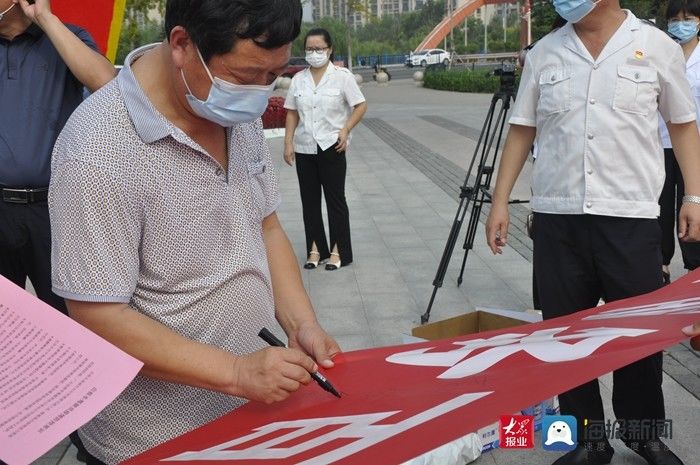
[627,440,684,465]
[552,443,614,465]
[325,252,341,271]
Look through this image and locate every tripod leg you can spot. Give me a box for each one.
[455,95,512,287]
[423,196,470,323]
[422,287,439,324]
[457,200,482,285]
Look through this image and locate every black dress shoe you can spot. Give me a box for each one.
[552,443,614,465]
[627,440,684,465]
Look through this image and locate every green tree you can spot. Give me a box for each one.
[116,0,166,65]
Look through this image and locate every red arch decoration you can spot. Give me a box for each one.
[416,0,518,52]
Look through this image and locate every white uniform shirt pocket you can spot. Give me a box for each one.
[295,90,311,110]
[538,67,571,116]
[321,87,344,111]
[613,65,658,116]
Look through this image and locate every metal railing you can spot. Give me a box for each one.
[334,51,518,69]
[451,52,518,65]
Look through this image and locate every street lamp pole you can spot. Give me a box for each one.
[484,21,488,53]
[464,18,468,46]
[525,0,532,45]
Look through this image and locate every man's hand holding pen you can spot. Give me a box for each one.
[228,323,341,404]
[230,347,317,404]
[287,321,341,371]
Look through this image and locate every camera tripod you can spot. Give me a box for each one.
[421,71,527,324]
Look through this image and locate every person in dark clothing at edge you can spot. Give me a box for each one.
[0,0,117,462]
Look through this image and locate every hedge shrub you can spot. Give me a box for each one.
[423,69,519,94]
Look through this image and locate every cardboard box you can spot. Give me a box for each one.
[412,307,541,340]
[411,307,551,452]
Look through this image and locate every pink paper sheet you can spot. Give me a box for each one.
[0,276,143,465]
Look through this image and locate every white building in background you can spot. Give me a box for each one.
[303,1,314,22]
[456,0,520,26]
[308,0,518,27]
[310,0,424,26]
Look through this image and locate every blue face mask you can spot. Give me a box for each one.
[553,0,599,24]
[668,20,700,44]
[181,48,275,127]
[0,3,15,21]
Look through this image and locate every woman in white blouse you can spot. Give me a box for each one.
[283,28,367,270]
[658,0,700,283]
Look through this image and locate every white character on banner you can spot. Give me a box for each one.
[386,327,656,379]
[163,392,491,464]
[544,421,575,446]
[584,297,700,320]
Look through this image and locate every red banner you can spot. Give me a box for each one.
[52,0,126,62]
[122,272,700,465]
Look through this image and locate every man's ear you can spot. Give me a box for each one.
[169,26,193,69]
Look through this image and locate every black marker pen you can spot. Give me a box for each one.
[258,327,341,398]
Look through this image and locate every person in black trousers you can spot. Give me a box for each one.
[657,0,700,283]
[0,0,115,462]
[284,28,367,270]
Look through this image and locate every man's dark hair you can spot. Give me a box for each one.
[304,28,334,61]
[165,0,303,61]
[666,0,700,20]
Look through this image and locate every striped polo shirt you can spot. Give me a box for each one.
[48,44,281,464]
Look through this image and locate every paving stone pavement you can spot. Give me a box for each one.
[35,79,698,465]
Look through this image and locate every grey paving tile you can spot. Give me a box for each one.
[333,332,378,352]
[384,234,426,250]
[362,291,420,319]
[309,288,364,308]
[313,304,369,338]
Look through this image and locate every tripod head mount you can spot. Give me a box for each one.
[493,63,517,97]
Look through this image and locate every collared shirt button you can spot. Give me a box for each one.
[593,64,599,70]
[551,75,556,81]
[586,202,593,208]
[215,167,223,176]
[587,134,594,140]
[634,72,640,79]
[587,169,593,175]
[589,98,596,105]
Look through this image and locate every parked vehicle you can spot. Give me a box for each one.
[283,57,309,77]
[405,49,451,68]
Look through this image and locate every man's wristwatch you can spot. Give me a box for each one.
[682,195,700,205]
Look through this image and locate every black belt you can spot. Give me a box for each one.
[1,187,49,204]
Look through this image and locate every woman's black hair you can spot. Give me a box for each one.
[666,0,700,20]
[165,0,302,61]
[304,28,335,62]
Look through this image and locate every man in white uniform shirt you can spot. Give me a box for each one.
[485,1,700,465]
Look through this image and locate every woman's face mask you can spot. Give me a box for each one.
[181,48,275,127]
[305,46,330,68]
[668,18,700,44]
[552,0,600,24]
